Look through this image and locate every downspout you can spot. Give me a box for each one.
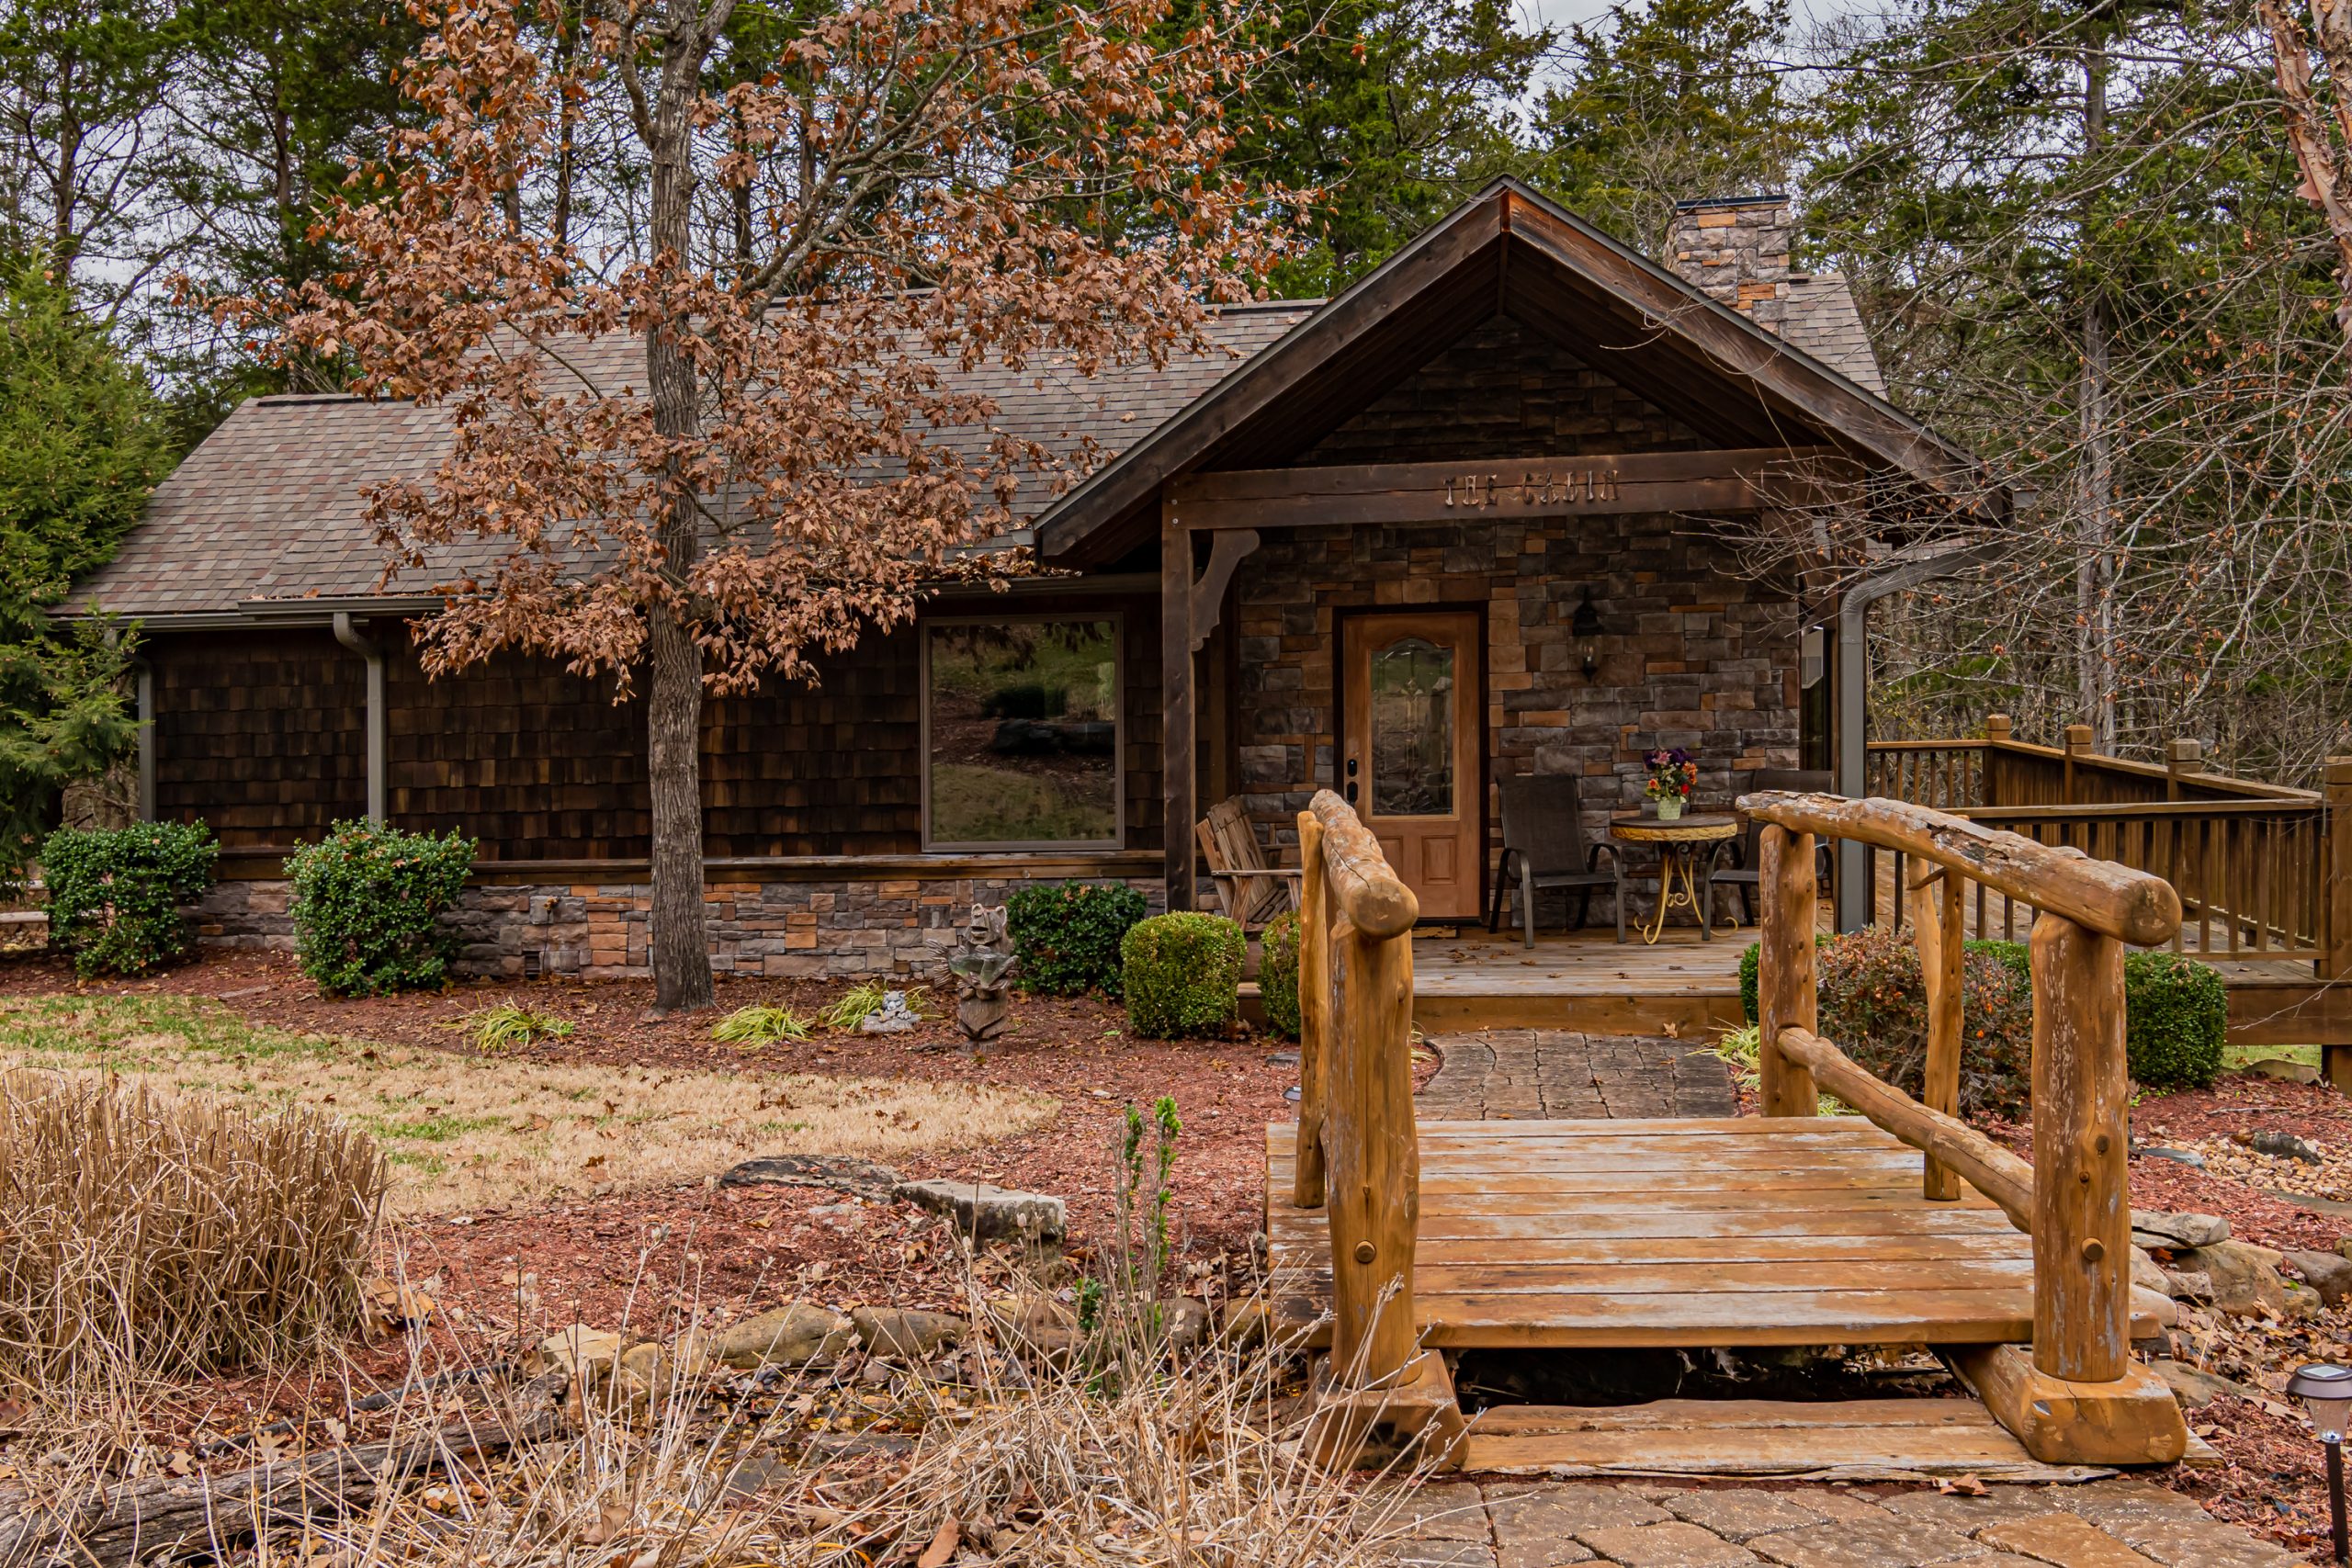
[133,657,156,823]
[1834,543,2000,930]
[332,613,387,824]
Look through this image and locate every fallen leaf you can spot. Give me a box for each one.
[917,1518,959,1568]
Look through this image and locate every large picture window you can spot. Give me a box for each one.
[923,617,1122,849]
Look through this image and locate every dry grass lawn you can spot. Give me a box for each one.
[0,995,1058,1216]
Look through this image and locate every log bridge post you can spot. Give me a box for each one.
[1293,789,1462,1469]
[1743,788,2188,1466]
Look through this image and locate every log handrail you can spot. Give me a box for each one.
[1741,790,2182,945]
[1744,789,2178,1393]
[1293,788,1419,1395]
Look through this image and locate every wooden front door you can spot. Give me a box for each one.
[1342,610,1483,919]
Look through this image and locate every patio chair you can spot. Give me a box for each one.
[1709,768,1835,925]
[1486,774,1628,947]
[1194,796,1302,930]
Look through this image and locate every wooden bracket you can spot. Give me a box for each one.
[1305,1348,1466,1472]
[1188,529,1260,653]
[1951,1344,2187,1466]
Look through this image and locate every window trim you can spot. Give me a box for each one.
[920,611,1126,852]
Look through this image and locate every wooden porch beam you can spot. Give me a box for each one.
[1188,528,1260,652]
[1161,504,1195,913]
[1164,447,1847,532]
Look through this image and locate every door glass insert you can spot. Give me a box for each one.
[1369,636,1454,816]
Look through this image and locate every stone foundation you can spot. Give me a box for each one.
[193,874,1165,979]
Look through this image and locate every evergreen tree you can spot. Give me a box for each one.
[1530,0,1806,251]
[0,272,172,886]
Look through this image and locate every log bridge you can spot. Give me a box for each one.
[1272,787,2191,1473]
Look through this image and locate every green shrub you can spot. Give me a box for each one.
[1815,924,2036,1118]
[445,1004,571,1053]
[1258,911,1302,1041]
[42,821,219,977]
[1939,939,2223,1090]
[1007,882,1148,998]
[1120,912,1244,1039]
[287,820,476,997]
[713,1003,813,1047]
[1739,933,1826,1023]
[2122,951,2226,1089]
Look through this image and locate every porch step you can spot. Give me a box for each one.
[1456,1397,2219,1481]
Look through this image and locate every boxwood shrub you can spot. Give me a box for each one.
[42,820,219,977]
[1120,912,1244,1039]
[1742,928,2228,1102]
[288,820,477,997]
[1258,910,1302,1041]
[1006,881,1148,998]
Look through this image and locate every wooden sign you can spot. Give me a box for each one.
[1165,446,1848,531]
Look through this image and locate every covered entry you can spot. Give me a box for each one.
[1029,178,2007,923]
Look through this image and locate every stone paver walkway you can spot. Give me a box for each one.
[1418,1030,1738,1121]
[1370,1477,2304,1568]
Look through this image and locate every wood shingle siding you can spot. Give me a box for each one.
[152,630,368,845]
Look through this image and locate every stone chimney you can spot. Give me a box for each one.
[1667,195,1793,322]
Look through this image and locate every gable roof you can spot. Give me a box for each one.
[74,303,1316,619]
[1033,178,1994,568]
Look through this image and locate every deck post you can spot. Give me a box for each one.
[1322,914,1419,1386]
[1294,809,1330,1208]
[1160,506,1195,912]
[2326,760,2352,1094]
[2029,910,2129,1383]
[2062,723,2093,801]
[1983,713,2010,809]
[1758,824,1820,1117]
[1910,867,1965,1200]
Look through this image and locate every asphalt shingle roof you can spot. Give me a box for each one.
[1774,275,1886,396]
[76,302,1315,617]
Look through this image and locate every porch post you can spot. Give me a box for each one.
[1161,501,1195,912]
[2326,758,2352,1092]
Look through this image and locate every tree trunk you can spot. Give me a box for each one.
[2075,29,2117,750]
[640,0,718,1013]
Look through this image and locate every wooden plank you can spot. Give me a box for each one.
[1274,1210,2023,1241]
[1473,1397,2005,1435]
[1287,1258,2040,1293]
[1164,448,1841,530]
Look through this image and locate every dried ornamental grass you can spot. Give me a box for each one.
[0,1071,386,1384]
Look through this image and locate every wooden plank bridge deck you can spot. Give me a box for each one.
[1266,1116,2159,1351]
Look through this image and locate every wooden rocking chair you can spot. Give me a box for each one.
[1193,797,1304,929]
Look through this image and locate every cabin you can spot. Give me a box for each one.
[76,182,1969,962]
[72,179,2351,1054]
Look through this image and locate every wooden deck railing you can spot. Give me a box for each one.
[1866,717,2351,971]
[1740,789,2188,1463]
[1292,788,1424,1406]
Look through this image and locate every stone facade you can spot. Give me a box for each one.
[1668,194,1800,331]
[1231,512,1800,862]
[194,874,1164,979]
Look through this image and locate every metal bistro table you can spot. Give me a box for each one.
[1609,812,1739,944]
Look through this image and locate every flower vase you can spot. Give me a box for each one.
[1656,798,1685,822]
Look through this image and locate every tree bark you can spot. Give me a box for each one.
[640,0,720,1012]
[2075,28,2117,750]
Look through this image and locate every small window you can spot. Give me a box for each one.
[923,616,1123,850]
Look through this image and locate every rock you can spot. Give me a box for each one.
[2151,1359,2261,1409]
[614,1340,706,1409]
[1164,1297,1211,1353]
[2241,1055,2322,1084]
[527,1325,627,1381]
[2130,1210,2230,1250]
[988,1295,1082,1365]
[2286,1249,2352,1305]
[851,1306,966,1359]
[2245,1129,2326,1165]
[2163,1269,2215,1303]
[2131,1286,2179,1329]
[2175,1241,2289,1318]
[2131,1247,2170,1296]
[2288,1283,2324,1321]
[895,1178,1066,1242]
[719,1154,902,1199]
[2136,1145,2207,1169]
[858,990,921,1033]
[1265,1050,1300,1067]
[1218,1295,1271,1349]
[707,1303,855,1370]
[1284,1084,1301,1102]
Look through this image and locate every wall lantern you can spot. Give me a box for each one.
[2290,1362,2352,1563]
[1572,589,1603,682]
